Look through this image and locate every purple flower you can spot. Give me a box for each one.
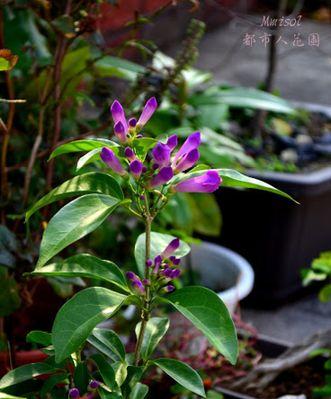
[164,285,175,293]
[170,269,181,278]
[111,100,128,134]
[114,121,126,142]
[89,380,100,389]
[150,166,173,187]
[162,238,180,258]
[169,256,181,266]
[124,147,135,160]
[152,142,171,167]
[126,271,145,293]
[167,134,178,151]
[174,170,221,193]
[100,147,126,175]
[68,388,80,398]
[130,160,144,178]
[154,255,163,273]
[142,278,150,286]
[129,117,137,127]
[137,97,157,127]
[174,149,200,173]
[146,259,153,268]
[173,132,201,163]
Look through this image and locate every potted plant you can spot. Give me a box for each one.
[184,242,255,314]
[0,96,291,397]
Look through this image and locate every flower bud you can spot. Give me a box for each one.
[69,388,80,398]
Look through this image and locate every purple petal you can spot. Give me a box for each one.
[170,256,181,266]
[154,255,163,273]
[150,166,174,187]
[164,285,175,293]
[173,132,201,163]
[129,117,137,127]
[152,142,171,167]
[174,170,221,193]
[171,269,181,279]
[162,238,180,258]
[167,134,178,151]
[126,271,135,280]
[100,147,126,175]
[89,380,100,389]
[114,121,127,142]
[174,149,200,173]
[110,100,128,133]
[146,259,153,267]
[130,160,144,178]
[124,147,135,160]
[69,388,80,398]
[137,97,157,127]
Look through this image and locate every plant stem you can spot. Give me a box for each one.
[134,196,152,366]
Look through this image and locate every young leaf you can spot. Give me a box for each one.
[36,194,122,269]
[52,287,128,363]
[135,317,169,361]
[0,363,56,389]
[91,354,117,390]
[49,138,118,160]
[134,232,190,276]
[112,361,128,387]
[32,254,129,293]
[152,358,205,398]
[129,383,149,399]
[164,286,238,365]
[26,172,123,220]
[89,328,126,362]
[76,148,102,171]
[26,330,52,346]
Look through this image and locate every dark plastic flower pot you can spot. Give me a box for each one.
[216,165,331,307]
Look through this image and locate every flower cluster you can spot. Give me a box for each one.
[68,380,100,398]
[126,238,182,295]
[100,98,221,194]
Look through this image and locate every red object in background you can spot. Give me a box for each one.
[0,350,47,376]
[97,0,171,32]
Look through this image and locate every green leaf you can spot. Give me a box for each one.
[26,172,123,221]
[0,363,56,389]
[89,328,126,362]
[135,317,169,361]
[132,138,156,161]
[134,232,190,276]
[129,383,149,399]
[319,284,331,303]
[73,362,89,394]
[32,254,129,293]
[49,139,118,160]
[165,286,238,365]
[189,87,294,114]
[36,194,121,269]
[94,55,145,81]
[176,169,296,202]
[76,148,103,171]
[152,358,205,397]
[40,373,68,399]
[113,361,128,387]
[91,354,116,390]
[26,331,52,346]
[0,394,27,399]
[52,287,128,363]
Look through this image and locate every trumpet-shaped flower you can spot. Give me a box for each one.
[152,142,171,167]
[174,149,200,173]
[137,97,158,127]
[114,121,127,142]
[173,132,201,163]
[130,159,144,178]
[174,170,221,193]
[162,238,180,258]
[111,100,128,137]
[100,147,126,175]
[150,166,173,187]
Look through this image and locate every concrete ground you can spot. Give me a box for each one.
[195,17,331,105]
[193,16,331,345]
